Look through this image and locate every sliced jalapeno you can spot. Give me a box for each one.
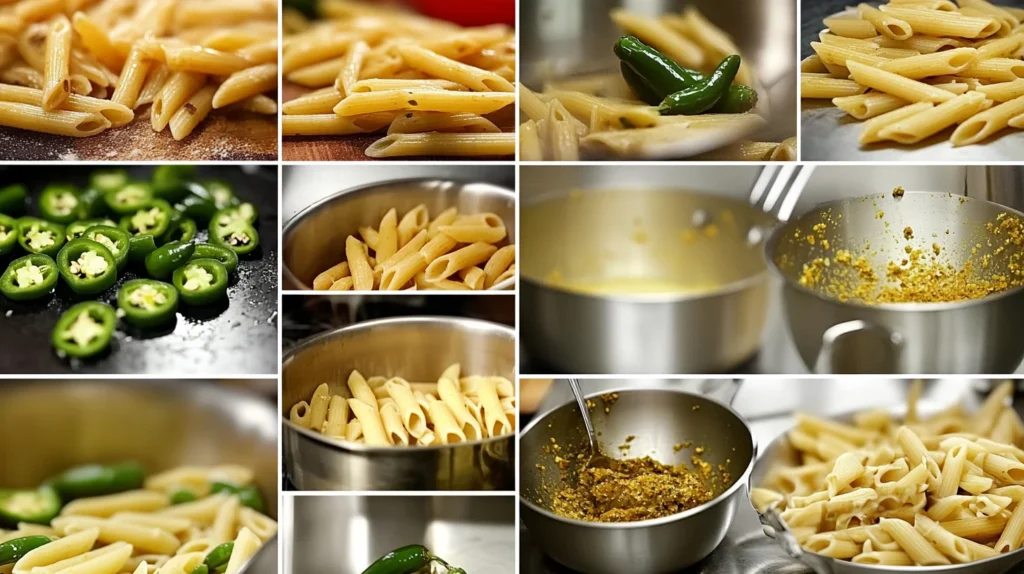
[178,190,218,224]
[209,211,259,257]
[170,489,198,505]
[17,218,66,258]
[205,181,239,210]
[84,225,130,271]
[173,259,228,305]
[189,243,238,274]
[90,169,129,194]
[0,213,17,257]
[0,184,27,215]
[74,187,106,220]
[119,200,174,239]
[117,279,179,328]
[163,217,197,244]
[152,165,196,202]
[48,462,145,499]
[0,254,58,301]
[145,241,196,279]
[38,184,80,224]
[128,234,158,262]
[0,487,61,527]
[51,301,116,359]
[212,203,258,227]
[105,183,153,215]
[0,536,52,564]
[204,542,234,570]
[57,238,118,295]
[66,218,116,241]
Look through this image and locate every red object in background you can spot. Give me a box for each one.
[406,0,514,27]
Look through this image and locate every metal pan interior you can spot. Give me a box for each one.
[521,189,776,301]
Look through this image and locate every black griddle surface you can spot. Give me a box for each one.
[0,165,279,375]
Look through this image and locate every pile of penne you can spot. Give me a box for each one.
[519,7,796,161]
[802,0,1024,147]
[288,365,516,447]
[751,381,1024,566]
[312,204,515,291]
[282,0,516,158]
[0,0,277,141]
[0,465,277,574]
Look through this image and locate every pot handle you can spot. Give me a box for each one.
[758,506,835,574]
[697,378,743,406]
[813,320,904,374]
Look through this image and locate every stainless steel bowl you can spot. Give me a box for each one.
[0,380,278,574]
[521,0,798,148]
[281,316,516,490]
[767,192,1024,374]
[519,388,756,574]
[285,496,515,574]
[520,166,776,374]
[282,178,516,290]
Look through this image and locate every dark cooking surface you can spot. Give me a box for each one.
[0,165,279,375]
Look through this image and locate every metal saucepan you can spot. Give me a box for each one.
[520,167,778,374]
[767,192,1024,374]
[520,0,797,158]
[0,380,278,574]
[285,496,515,574]
[519,386,756,574]
[282,178,516,291]
[750,401,1024,574]
[281,316,516,490]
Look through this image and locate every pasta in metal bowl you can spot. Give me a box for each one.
[751,381,1024,568]
[0,464,277,574]
[288,364,516,447]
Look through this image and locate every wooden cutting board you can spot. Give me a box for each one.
[281,82,511,161]
[0,105,277,161]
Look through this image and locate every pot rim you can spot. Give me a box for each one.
[282,177,517,291]
[281,316,517,453]
[765,191,1024,312]
[518,386,757,529]
[519,188,775,303]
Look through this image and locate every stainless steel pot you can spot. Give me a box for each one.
[0,380,278,574]
[281,316,516,490]
[519,387,756,574]
[285,496,515,574]
[767,192,1024,374]
[282,178,516,290]
[520,166,776,374]
[521,0,797,148]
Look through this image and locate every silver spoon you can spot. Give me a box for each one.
[568,378,617,472]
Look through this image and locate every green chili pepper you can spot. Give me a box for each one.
[74,187,107,220]
[173,259,228,306]
[51,302,116,359]
[614,36,757,114]
[128,238,157,265]
[38,184,80,224]
[189,243,238,274]
[170,489,198,505]
[145,241,196,279]
[0,213,18,257]
[203,542,234,570]
[659,55,742,116]
[48,462,145,500]
[57,238,118,295]
[152,165,197,202]
[90,169,129,194]
[189,565,209,574]
[209,482,264,513]
[213,203,258,227]
[119,200,174,239]
[360,545,434,574]
[178,193,217,224]
[0,536,52,564]
[117,279,179,328]
[209,210,259,257]
[619,61,662,106]
[205,181,239,210]
[17,218,65,258]
[105,183,153,215]
[0,487,61,527]
[0,254,58,301]
[0,184,27,215]
[163,217,197,244]
[84,225,130,271]
[66,218,117,241]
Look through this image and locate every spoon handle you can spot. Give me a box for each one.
[568,378,599,452]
